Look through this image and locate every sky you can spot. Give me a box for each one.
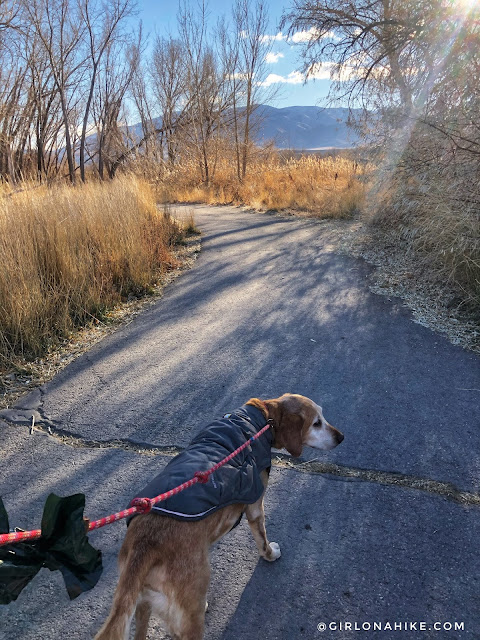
[135,0,333,108]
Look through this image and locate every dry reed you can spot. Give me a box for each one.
[0,176,181,361]
[157,154,369,219]
[369,166,480,308]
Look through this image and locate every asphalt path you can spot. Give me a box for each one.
[1,204,479,639]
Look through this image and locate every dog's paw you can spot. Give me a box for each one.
[264,541,281,561]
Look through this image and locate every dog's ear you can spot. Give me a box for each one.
[264,398,306,458]
[277,414,304,458]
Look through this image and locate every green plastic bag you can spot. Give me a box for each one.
[0,494,103,604]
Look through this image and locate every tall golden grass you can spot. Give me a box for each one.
[157,154,369,218]
[370,166,480,307]
[0,176,181,361]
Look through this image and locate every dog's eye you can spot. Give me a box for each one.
[313,419,321,427]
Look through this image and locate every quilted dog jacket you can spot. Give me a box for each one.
[129,404,272,522]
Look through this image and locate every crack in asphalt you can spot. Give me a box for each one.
[273,457,480,507]
[5,416,479,509]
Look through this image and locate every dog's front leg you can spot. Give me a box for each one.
[245,492,281,562]
[245,496,281,561]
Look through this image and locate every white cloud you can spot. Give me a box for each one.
[289,28,339,43]
[259,31,286,43]
[258,28,338,46]
[260,70,304,86]
[308,61,365,82]
[259,63,340,86]
[307,62,336,80]
[227,72,249,81]
[259,73,285,86]
[265,51,284,64]
[290,27,321,43]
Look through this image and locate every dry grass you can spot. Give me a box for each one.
[180,210,201,235]
[369,166,480,309]
[157,154,370,219]
[0,176,181,362]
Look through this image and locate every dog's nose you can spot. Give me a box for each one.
[330,426,344,444]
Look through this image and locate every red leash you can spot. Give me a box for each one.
[0,421,272,547]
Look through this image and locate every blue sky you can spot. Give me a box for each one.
[136,0,332,108]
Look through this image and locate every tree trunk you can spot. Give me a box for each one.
[80,62,98,183]
[60,90,75,184]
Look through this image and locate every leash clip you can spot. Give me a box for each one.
[267,418,275,439]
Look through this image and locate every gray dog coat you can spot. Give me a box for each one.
[129,404,272,523]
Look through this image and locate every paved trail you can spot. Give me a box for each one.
[1,205,479,640]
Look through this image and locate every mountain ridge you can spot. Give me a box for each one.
[253,105,359,149]
[122,105,359,151]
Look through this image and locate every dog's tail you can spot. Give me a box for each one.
[94,543,151,640]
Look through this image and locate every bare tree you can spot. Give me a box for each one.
[150,35,188,167]
[0,0,19,31]
[0,9,28,182]
[281,1,474,117]
[281,0,480,165]
[93,35,139,178]
[25,0,86,183]
[232,0,270,181]
[178,1,231,185]
[79,0,135,182]
[19,26,64,181]
[0,62,24,181]
[217,15,242,177]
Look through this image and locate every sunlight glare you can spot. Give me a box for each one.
[453,0,480,13]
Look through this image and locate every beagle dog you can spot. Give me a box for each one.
[95,393,344,640]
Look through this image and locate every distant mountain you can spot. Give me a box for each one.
[253,105,359,149]
[108,105,359,154]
